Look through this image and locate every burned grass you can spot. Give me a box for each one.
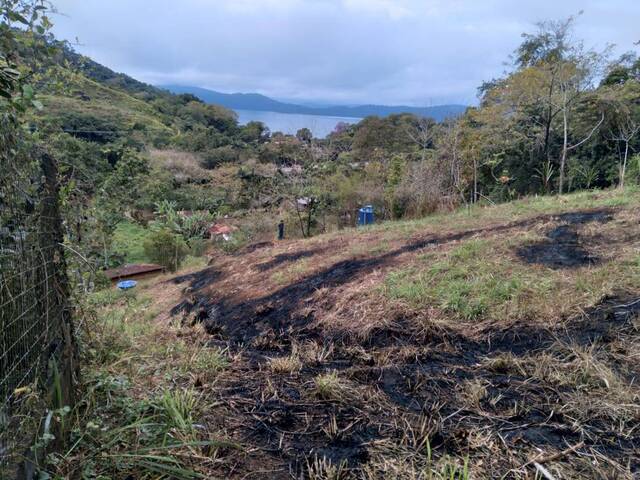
[191,293,640,479]
[144,190,640,478]
[516,209,613,268]
[256,246,332,271]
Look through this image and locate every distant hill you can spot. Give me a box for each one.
[161,85,467,122]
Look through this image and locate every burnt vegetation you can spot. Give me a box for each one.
[165,202,640,479]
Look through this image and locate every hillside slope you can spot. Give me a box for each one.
[82,188,640,479]
[163,84,468,121]
[37,68,174,139]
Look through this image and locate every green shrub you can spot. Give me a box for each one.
[92,271,112,291]
[143,229,188,272]
[201,145,239,169]
[189,237,208,257]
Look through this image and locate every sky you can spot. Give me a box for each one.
[51,0,639,107]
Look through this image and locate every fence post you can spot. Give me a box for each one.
[39,151,77,411]
[0,150,77,477]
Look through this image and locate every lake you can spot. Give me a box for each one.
[234,109,361,138]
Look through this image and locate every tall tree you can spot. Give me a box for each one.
[603,80,640,187]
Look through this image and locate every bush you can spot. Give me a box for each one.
[216,230,247,254]
[201,145,239,169]
[92,271,112,291]
[189,238,208,257]
[143,229,189,272]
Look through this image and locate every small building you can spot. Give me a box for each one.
[206,223,236,239]
[104,263,165,283]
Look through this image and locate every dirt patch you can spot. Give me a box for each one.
[517,209,613,268]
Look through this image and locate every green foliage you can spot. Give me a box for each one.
[216,229,248,254]
[153,200,215,245]
[296,127,312,143]
[385,240,533,320]
[154,389,200,435]
[143,228,189,272]
[112,221,152,263]
[627,154,640,185]
[200,144,238,168]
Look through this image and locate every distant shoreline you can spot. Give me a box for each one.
[161,84,467,122]
[234,109,362,138]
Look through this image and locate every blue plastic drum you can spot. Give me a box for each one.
[117,280,137,290]
[358,205,375,226]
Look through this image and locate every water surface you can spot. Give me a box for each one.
[235,109,361,138]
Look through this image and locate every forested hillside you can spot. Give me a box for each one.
[13,15,640,279]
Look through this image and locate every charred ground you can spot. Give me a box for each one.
[160,190,640,479]
[79,189,640,480]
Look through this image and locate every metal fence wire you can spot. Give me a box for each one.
[0,148,76,475]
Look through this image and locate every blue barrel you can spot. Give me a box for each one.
[358,208,366,226]
[117,280,137,290]
[364,205,374,224]
[358,205,375,226]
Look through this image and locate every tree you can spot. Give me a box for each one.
[489,15,609,194]
[555,58,606,193]
[405,116,434,161]
[613,114,640,188]
[241,120,269,143]
[143,229,188,272]
[296,127,312,144]
[602,80,640,188]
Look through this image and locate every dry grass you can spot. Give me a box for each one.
[268,353,303,374]
[148,148,210,182]
[60,187,640,479]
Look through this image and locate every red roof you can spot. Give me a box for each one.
[104,263,164,280]
[208,224,235,235]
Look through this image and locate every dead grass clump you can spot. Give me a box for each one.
[363,438,470,480]
[148,148,209,182]
[460,379,488,409]
[299,340,334,364]
[268,354,303,374]
[481,352,525,375]
[313,372,353,401]
[305,455,349,480]
[524,344,624,390]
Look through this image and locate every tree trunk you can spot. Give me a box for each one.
[473,156,478,203]
[543,106,553,162]
[103,235,109,268]
[306,201,314,238]
[620,140,629,189]
[294,201,306,238]
[559,96,568,195]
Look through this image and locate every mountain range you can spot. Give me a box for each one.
[161,85,467,122]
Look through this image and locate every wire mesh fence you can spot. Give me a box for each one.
[0,148,76,476]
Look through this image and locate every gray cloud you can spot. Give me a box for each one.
[52,0,640,106]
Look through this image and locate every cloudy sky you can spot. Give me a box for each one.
[51,0,639,106]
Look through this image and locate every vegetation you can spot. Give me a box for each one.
[3,1,640,479]
[6,11,635,283]
[54,187,640,479]
[143,228,189,272]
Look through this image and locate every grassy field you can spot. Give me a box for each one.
[112,221,152,264]
[52,188,640,479]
